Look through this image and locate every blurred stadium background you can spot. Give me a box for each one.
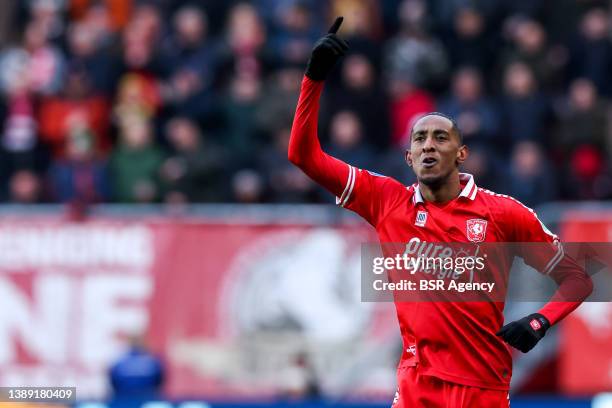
[0,0,610,407]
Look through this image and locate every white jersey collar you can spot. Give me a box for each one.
[412,173,477,205]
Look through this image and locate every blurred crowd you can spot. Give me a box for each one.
[1,0,612,207]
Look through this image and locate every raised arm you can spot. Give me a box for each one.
[288,76,351,197]
[288,17,351,197]
[289,18,406,225]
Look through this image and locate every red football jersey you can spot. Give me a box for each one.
[340,167,564,389]
[289,76,590,391]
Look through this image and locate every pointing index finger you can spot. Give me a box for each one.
[328,16,344,34]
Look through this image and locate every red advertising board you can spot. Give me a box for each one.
[559,212,612,394]
[6,210,607,399]
[0,217,397,400]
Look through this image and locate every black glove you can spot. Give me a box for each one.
[496,313,550,353]
[305,16,349,81]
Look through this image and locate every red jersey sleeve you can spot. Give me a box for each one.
[289,76,405,227]
[337,167,406,226]
[504,199,593,325]
[288,77,350,200]
[506,199,561,272]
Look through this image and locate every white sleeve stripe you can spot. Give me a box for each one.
[542,242,564,275]
[341,166,357,207]
[537,218,558,241]
[336,165,354,205]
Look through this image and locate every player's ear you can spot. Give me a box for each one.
[456,144,468,166]
[405,149,412,167]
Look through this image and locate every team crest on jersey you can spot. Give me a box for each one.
[466,219,487,242]
[415,210,427,227]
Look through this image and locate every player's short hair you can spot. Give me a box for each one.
[411,112,463,144]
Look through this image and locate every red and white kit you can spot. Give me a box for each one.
[288,76,591,407]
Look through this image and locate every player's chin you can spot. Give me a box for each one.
[418,173,444,187]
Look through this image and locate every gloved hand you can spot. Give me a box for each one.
[305,16,349,81]
[496,313,550,353]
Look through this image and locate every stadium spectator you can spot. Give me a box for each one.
[255,67,302,139]
[109,333,165,399]
[565,145,609,200]
[65,19,117,94]
[556,78,609,159]
[498,18,562,90]
[506,141,556,207]
[556,79,611,200]
[438,67,500,152]
[326,110,374,171]
[0,0,609,205]
[459,146,502,193]
[569,8,612,96]
[160,5,217,118]
[232,169,265,203]
[384,0,448,90]
[0,20,65,96]
[0,79,41,162]
[161,117,227,203]
[258,126,318,202]
[113,6,163,126]
[216,2,270,85]
[444,8,492,72]
[48,128,110,203]
[221,73,264,166]
[377,147,418,186]
[0,68,50,184]
[38,66,111,157]
[9,168,43,203]
[324,53,389,150]
[109,116,165,203]
[29,0,66,42]
[268,2,319,66]
[500,62,549,146]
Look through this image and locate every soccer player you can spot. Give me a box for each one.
[288,18,593,407]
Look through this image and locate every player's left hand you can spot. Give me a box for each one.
[496,313,550,353]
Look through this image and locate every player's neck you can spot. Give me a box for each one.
[419,173,462,204]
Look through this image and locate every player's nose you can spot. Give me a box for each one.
[422,135,436,151]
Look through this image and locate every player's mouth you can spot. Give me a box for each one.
[421,157,438,168]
